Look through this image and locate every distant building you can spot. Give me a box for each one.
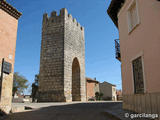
[12,93,24,103]
[12,94,32,103]
[116,90,122,101]
[13,92,23,99]
[99,82,117,101]
[86,77,99,101]
[0,0,21,113]
[23,95,32,103]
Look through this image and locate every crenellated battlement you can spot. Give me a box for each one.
[43,8,84,31]
[66,12,84,31]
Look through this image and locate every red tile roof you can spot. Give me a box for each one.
[86,77,99,83]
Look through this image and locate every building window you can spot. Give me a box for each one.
[132,56,144,94]
[127,0,140,33]
[113,88,116,92]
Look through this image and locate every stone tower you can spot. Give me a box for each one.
[38,8,86,102]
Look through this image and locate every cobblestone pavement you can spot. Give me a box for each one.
[5,102,120,120]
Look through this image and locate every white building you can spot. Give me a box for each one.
[99,82,117,101]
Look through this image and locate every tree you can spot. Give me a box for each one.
[99,93,103,100]
[12,72,29,96]
[31,74,39,102]
[95,92,103,101]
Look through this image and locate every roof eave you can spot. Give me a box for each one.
[0,0,22,19]
[107,0,125,28]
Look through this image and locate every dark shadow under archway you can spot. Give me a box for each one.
[72,58,81,101]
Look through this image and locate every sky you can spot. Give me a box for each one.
[8,0,121,94]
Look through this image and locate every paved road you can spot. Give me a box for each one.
[5,102,120,120]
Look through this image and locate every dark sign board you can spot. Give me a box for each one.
[3,61,12,74]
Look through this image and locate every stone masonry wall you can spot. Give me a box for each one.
[64,9,86,101]
[38,8,86,102]
[38,9,65,102]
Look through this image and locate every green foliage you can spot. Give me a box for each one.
[95,92,103,101]
[95,92,99,100]
[12,72,29,96]
[31,74,39,102]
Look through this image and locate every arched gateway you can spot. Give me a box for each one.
[72,58,81,101]
[38,8,86,102]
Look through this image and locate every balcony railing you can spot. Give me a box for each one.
[115,39,121,61]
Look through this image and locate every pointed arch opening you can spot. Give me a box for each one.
[72,58,81,101]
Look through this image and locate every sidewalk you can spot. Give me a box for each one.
[105,102,155,120]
